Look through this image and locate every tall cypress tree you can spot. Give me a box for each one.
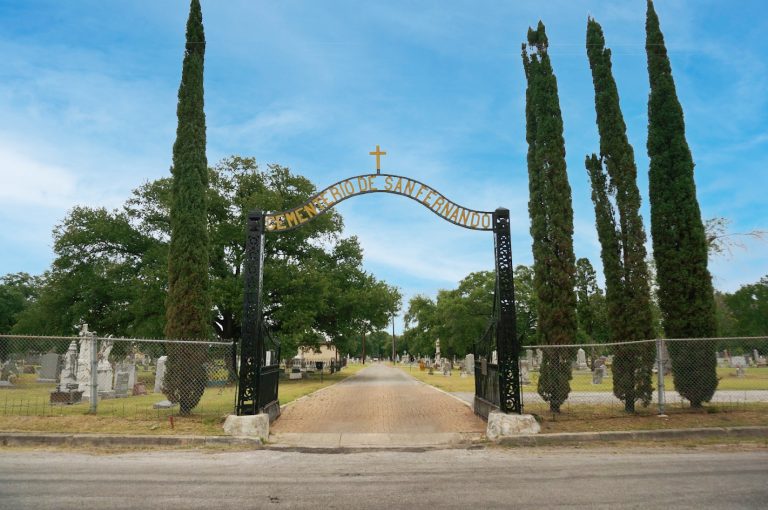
[164,0,210,415]
[522,22,578,413]
[646,0,717,407]
[585,18,655,412]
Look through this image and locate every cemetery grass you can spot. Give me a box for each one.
[402,366,768,434]
[0,364,365,436]
[400,366,768,393]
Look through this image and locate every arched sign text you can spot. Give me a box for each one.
[264,173,494,232]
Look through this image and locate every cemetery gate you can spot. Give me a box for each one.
[235,168,522,420]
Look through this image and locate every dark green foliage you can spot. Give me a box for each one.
[717,276,768,339]
[645,1,717,407]
[402,267,540,357]
[403,271,494,358]
[585,18,655,412]
[513,265,539,346]
[574,258,607,345]
[164,0,210,414]
[522,22,578,412]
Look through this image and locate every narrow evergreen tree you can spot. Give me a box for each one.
[646,0,717,406]
[522,22,578,413]
[164,0,210,415]
[585,18,655,412]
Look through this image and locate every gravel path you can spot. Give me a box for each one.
[271,364,485,435]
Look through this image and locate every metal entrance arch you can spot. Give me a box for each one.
[235,175,522,420]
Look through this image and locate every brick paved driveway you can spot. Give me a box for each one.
[271,364,485,435]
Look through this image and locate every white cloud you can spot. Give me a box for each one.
[0,142,78,209]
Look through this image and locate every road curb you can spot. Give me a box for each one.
[0,432,262,448]
[4,426,766,449]
[495,426,768,446]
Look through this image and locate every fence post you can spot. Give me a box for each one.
[656,338,666,416]
[89,333,98,414]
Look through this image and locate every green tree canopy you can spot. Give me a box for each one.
[11,158,398,361]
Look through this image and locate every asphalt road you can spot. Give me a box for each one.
[1,447,766,509]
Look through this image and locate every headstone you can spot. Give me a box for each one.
[57,341,79,392]
[442,359,452,376]
[730,356,747,369]
[153,399,177,409]
[76,337,93,394]
[50,341,83,404]
[525,349,534,368]
[491,350,498,365]
[114,362,136,398]
[0,360,20,386]
[37,353,60,382]
[536,349,543,369]
[519,360,531,385]
[753,349,760,366]
[576,348,588,370]
[435,338,441,363]
[154,356,167,394]
[464,354,475,375]
[592,365,605,385]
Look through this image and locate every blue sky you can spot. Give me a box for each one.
[1,1,766,332]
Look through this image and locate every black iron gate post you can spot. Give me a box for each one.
[493,208,522,414]
[236,210,266,415]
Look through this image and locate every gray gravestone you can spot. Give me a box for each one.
[114,362,136,398]
[37,353,59,382]
[730,356,747,369]
[535,349,543,369]
[592,365,605,385]
[154,356,167,394]
[754,349,760,366]
[526,349,534,368]
[114,371,130,397]
[1,360,20,386]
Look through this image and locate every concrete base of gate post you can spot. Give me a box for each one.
[486,411,540,440]
[223,413,270,441]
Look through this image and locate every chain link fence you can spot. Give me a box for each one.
[517,337,768,417]
[0,331,236,421]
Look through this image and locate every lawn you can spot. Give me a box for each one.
[400,365,768,393]
[401,364,768,434]
[0,363,365,436]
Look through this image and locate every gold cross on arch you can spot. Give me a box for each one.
[369,145,387,174]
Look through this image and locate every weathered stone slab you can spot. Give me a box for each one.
[223,413,270,440]
[486,411,540,440]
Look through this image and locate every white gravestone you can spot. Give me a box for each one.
[76,337,93,394]
[576,348,588,370]
[154,356,167,394]
[526,349,534,368]
[519,360,531,385]
[464,354,475,375]
[536,349,543,369]
[58,341,79,392]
